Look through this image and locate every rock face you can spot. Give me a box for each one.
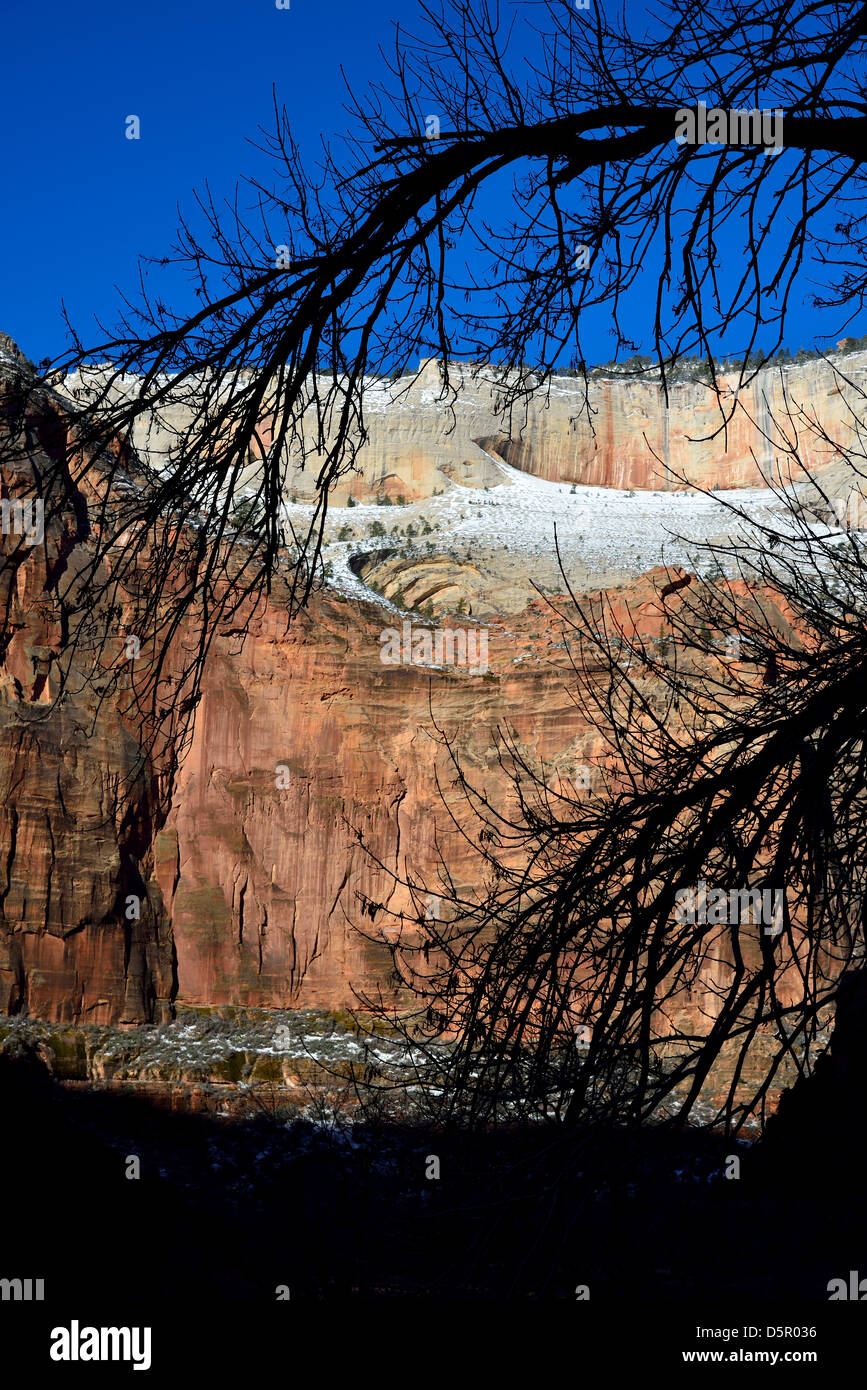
[0,360,175,1025]
[1,344,604,1021]
[0,704,174,1024]
[160,593,603,1011]
[63,351,867,501]
[0,335,853,1026]
[356,353,867,495]
[475,357,867,493]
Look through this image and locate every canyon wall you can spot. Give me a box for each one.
[159,593,606,1012]
[63,351,867,501]
[0,351,175,1024]
[486,361,865,492]
[1,344,606,1021]
[0,338,840,1027]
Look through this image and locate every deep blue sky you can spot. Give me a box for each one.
[0,0,856,366]
[0,0,399,362]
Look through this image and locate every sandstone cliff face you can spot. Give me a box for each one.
[63,351,867,501]
[0,362,174,1025]
[135,570,811,1033]
[0,350,595,1020]
[347,353,867,495]
[0,338,841,1027]
[160,593,599,1011]
[0,708,174,1024]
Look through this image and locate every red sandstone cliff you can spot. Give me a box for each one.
[0,357,175,1023]
[0,342,830,1026]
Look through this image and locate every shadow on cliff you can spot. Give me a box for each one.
[1,1026,864,1305]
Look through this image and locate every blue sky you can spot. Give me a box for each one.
[0,0,856,366]
[0,0,397,361]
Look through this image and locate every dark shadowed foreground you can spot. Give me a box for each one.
[1,990,864,1307]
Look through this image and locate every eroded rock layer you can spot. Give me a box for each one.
[62,351,867,502]
[0,337,844,1028]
